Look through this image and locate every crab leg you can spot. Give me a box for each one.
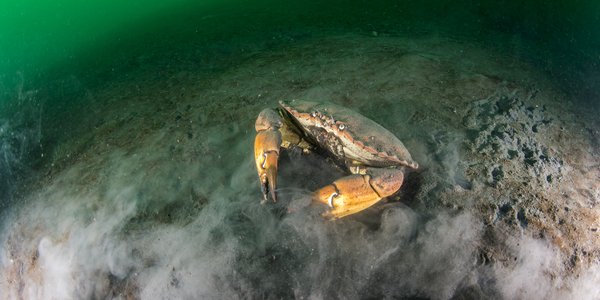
[313,168,404,219]
[254,109,283,203]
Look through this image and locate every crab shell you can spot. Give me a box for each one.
[279,100,418,170]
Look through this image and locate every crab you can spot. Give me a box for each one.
[254,100,418,219]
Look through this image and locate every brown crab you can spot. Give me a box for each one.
[254,100,418,219]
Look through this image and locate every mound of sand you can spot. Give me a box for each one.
[1,33,599,299]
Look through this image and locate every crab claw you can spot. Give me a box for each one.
[254,109,283,203]
[313,169,404,219]
[254,131,281,203]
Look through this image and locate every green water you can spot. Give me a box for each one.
[2,0,599,80]
[0,0,190,74]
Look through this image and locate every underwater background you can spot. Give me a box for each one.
[1,0,599,299]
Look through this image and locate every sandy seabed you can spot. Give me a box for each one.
[1,33,599,299]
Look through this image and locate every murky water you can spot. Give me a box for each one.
[1,1,599,299]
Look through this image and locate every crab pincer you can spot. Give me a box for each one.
[254,109,283,203]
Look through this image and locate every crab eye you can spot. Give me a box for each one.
[338,124,345,130]
[310,112,317,117]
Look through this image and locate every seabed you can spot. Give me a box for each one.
[0,25,599,299]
